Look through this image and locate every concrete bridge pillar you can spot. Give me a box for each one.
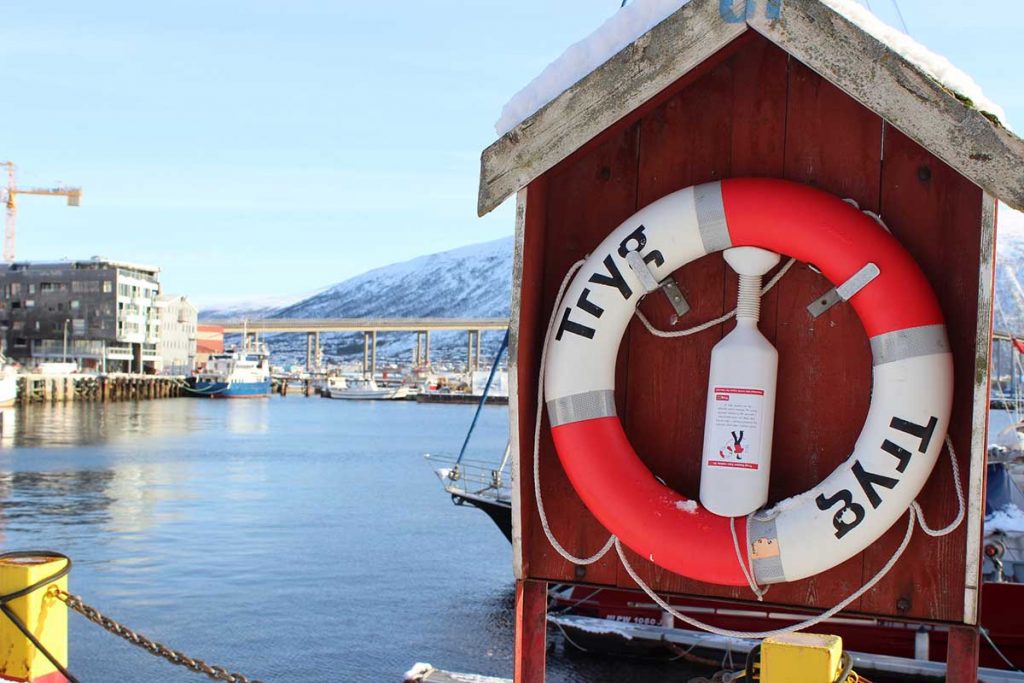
[362,332,370,376]
[370,330,377,377]
[305,332,314,372]
[314,331,321,372]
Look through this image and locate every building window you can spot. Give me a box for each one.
[71,300,80,310]
[28,284,36,294]
[25,300,34,308]
[103,281,112,293]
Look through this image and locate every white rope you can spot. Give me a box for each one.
[730,517,767,602]
[912,435,966,537]
[616,509,917,640]
[636,258,796,338]
[534,249,967,640]
[533,258,616,566]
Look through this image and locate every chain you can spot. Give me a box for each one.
[49,588,265,683]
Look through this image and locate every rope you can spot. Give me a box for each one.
[730,517,767,602]
[635,258,796,338]
[456,328,509,466]
[616,509,916,640]
[535,237,968,639]
[533,259,616,565]
[911,435,965,537]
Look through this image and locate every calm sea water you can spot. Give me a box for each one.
[0,398,699,682]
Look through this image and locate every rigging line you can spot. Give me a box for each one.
[890,0,910,34]
[455,328,509,465]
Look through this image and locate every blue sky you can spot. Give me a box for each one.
[2,0,1021,306]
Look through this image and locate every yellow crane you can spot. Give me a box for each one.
[2,161,82,263]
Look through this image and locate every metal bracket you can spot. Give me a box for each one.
[659,279,690,320]
[806,262,880,318]
[625,250,690,320]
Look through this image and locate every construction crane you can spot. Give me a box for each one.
[2,161,82,263]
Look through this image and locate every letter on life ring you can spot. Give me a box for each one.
[543,178,953,587]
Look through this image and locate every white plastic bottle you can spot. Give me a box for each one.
[699,247,780,517]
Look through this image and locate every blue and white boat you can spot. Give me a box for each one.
[184,342,271,399]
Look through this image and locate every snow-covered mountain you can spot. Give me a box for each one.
[200,204,1024,366]
[201,236,514,364]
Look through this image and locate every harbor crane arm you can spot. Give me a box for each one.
[2,161,82,262]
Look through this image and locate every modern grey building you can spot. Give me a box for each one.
[0,258,162,372]
[156,294,197,374]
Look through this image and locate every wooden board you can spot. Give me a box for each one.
[515,34,988,624]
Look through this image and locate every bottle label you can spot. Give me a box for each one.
[706,386,764,470]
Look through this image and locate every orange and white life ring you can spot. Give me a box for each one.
[543,178,953,587]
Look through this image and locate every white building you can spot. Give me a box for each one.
[156,295,197,375]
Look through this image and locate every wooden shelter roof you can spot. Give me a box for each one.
[478,0,1024,216]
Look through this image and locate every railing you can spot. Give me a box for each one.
[424,454,512,505]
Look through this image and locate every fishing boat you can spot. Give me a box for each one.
[183,342,271,398]
[325,375,409,400]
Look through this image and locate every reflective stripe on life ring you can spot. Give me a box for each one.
[543,178,953,587]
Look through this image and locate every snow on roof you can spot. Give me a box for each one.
[496,0,1005,136]
[819,0,1005,123]
[496,0,691,136]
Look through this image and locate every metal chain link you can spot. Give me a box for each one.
[49,588,265,683]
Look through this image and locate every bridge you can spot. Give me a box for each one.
[214,317,509,374]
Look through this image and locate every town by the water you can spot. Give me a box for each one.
[2,2,1024,683]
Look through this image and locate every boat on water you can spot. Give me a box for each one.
[183,342,271,398]
[325,375,410,400]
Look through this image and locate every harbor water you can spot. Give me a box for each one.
[0,398,696,682]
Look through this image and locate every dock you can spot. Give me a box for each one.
[18,373,184,404]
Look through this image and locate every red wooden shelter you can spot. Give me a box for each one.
[478,1,1024,681]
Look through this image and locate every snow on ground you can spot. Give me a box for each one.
[497,0,1005,135]
[987,504,1024,534]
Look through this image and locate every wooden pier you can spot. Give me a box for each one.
[18,374,185,405]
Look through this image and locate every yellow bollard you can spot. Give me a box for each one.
[0,554,69,683]
[760,632,844,683]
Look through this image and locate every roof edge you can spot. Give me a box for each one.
[477,0,746,216]
[749,0,1024,212]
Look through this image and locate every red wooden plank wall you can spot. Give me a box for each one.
[516,33,984,623]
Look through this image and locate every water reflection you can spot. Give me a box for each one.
[2,398,275,449]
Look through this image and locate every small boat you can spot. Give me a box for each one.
[325,375,409,400]
[0,360,17,407]
[183,342,271,398]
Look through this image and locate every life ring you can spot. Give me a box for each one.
[543,178,953,587]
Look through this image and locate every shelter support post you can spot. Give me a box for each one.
[946,625,979,683]
[513,579,546,683]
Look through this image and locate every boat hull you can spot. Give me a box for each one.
[184,379,271,398]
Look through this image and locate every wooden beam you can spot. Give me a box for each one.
[477,0,747,216]
[747,0,1024,211]
[946,625,980,683]
[513,579,547,683]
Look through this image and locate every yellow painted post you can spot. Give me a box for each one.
[0,555,69,683]
[761,633,843,683]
